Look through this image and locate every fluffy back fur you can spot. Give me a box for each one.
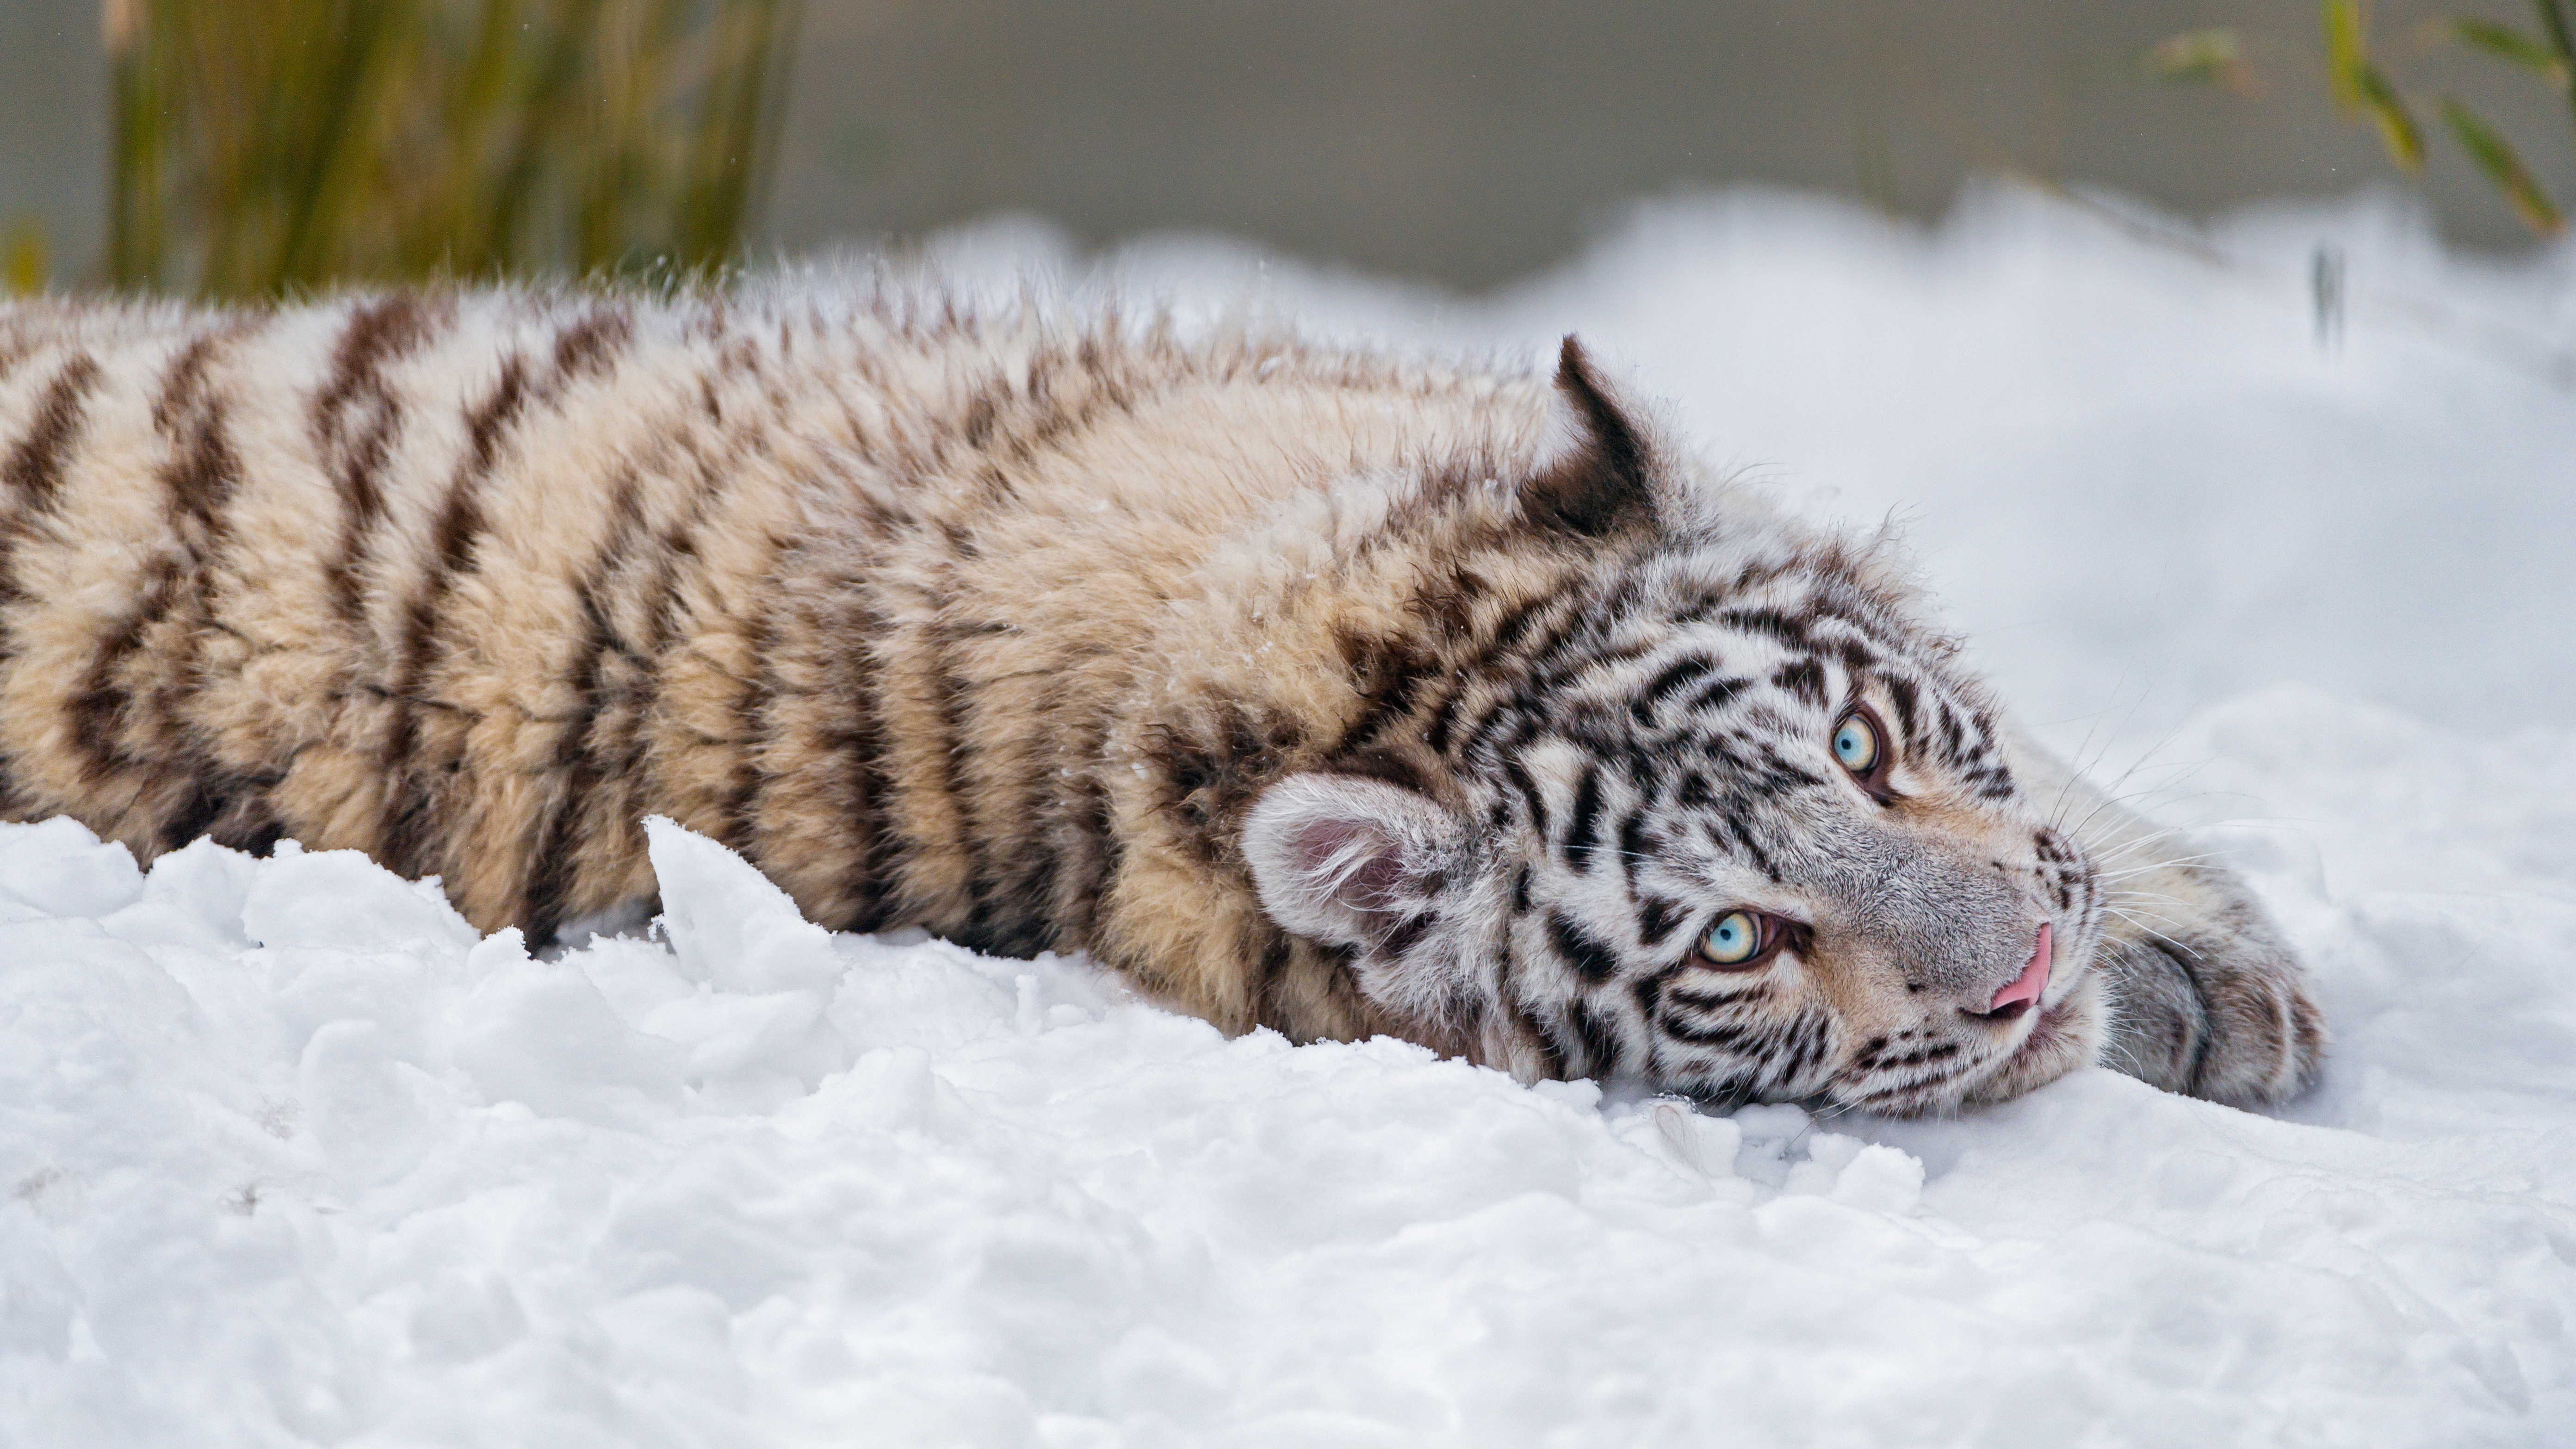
[0,284,2323,1112]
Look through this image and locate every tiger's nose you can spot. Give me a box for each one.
[1970,923,2051,1021]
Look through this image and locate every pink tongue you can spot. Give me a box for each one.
[1991,923,2053,1012]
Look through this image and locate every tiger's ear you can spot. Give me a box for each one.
[1523,335,1657,539]
[1242,774,1467,950]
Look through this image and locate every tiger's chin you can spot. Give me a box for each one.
[1962,970,2107,1108]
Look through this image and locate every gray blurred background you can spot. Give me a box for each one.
[6,0,2571,290]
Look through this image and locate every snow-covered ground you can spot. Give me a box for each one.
[5,186,2574,1447]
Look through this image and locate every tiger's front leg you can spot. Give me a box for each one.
[2004,729,2328,1106]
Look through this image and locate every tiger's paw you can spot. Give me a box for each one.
[2093,864,2326,1107]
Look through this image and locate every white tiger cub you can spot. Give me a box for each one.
[0,285,2322,1112]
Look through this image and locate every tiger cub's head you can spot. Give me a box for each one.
[1243,341,2107,1115]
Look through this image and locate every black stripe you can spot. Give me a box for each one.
[522,470,650,945]
[1637,894,1684,948]
[1503,757,1549,835]
[723,575,782,856]
[143,326,257,845]
[1631,654,1718,725]
[597,447,738,889]
[1707,809,1781,883]
[929,607,1003,950]
[314,295,441,623]
[1771,657,1827,706]
[1658,1009,1764,1053]
[2,353,102,510]
[550,306,634,383]
[66,557,179,784]
[1883,674,1920,751]
[1424,594,1552,756]
[1379,913,1433,960]
[1568,1000,1622,1077]
[0,353,104,607]
[1518,1003,1570,1079]
[379,353,533,874]
[1720,609,1807,648]
[1562,764,1602,870]
[1547,910,1622,985]
[836,610,901,933]
[73,328,250,796]
[1332,625,1440,756]
[1616,809,1652,888]
[1683,676,1750,716]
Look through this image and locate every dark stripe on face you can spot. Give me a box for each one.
[1883,674,1920,751]
[1547,910,1622,985]
[1780,1014,1830,1085]
[1710,811,1782,883]
[1935,704,1965,766]
[1720,609,1807,649]
[1562,763,1602,870]
[1568,1001,1622,1077]
[1631,654,1718,725]
[1503,757,1549,835]
[1517,1002,1570,1078]
[1379,912,1432,960]
[1771,656,1826,707]
[1683,675,1749,715]
[1637,894,1684,948]
[1656,1009,1765,1053]
[1616,810,1652,888]
[1862,1040,1961,1071]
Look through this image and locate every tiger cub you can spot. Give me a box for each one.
[0,285,2322,1112]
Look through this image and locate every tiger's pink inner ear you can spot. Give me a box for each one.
[1242,774,1465,949]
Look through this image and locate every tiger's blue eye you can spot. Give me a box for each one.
[1832,713,1880,774]
[1700,910,1763,966]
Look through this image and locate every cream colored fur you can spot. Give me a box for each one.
[0,284,2322,1111]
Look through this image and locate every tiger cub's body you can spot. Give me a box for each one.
[0,285,2323,1112]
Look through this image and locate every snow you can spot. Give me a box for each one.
[6,185,2575,1446]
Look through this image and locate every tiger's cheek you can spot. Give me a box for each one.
[1789,937,1897,1037]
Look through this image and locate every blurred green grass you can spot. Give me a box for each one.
[2148,3,2572,238]
[106,0,801,298]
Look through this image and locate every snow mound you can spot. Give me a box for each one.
[7,187,2576,1444]
[6,736,2572,1445]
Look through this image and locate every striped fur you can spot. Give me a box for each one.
[0,284,2323,1113]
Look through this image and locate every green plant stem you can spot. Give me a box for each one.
[2539,0,2576,131]
[107,6,167,290]
[105,0,802,297]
